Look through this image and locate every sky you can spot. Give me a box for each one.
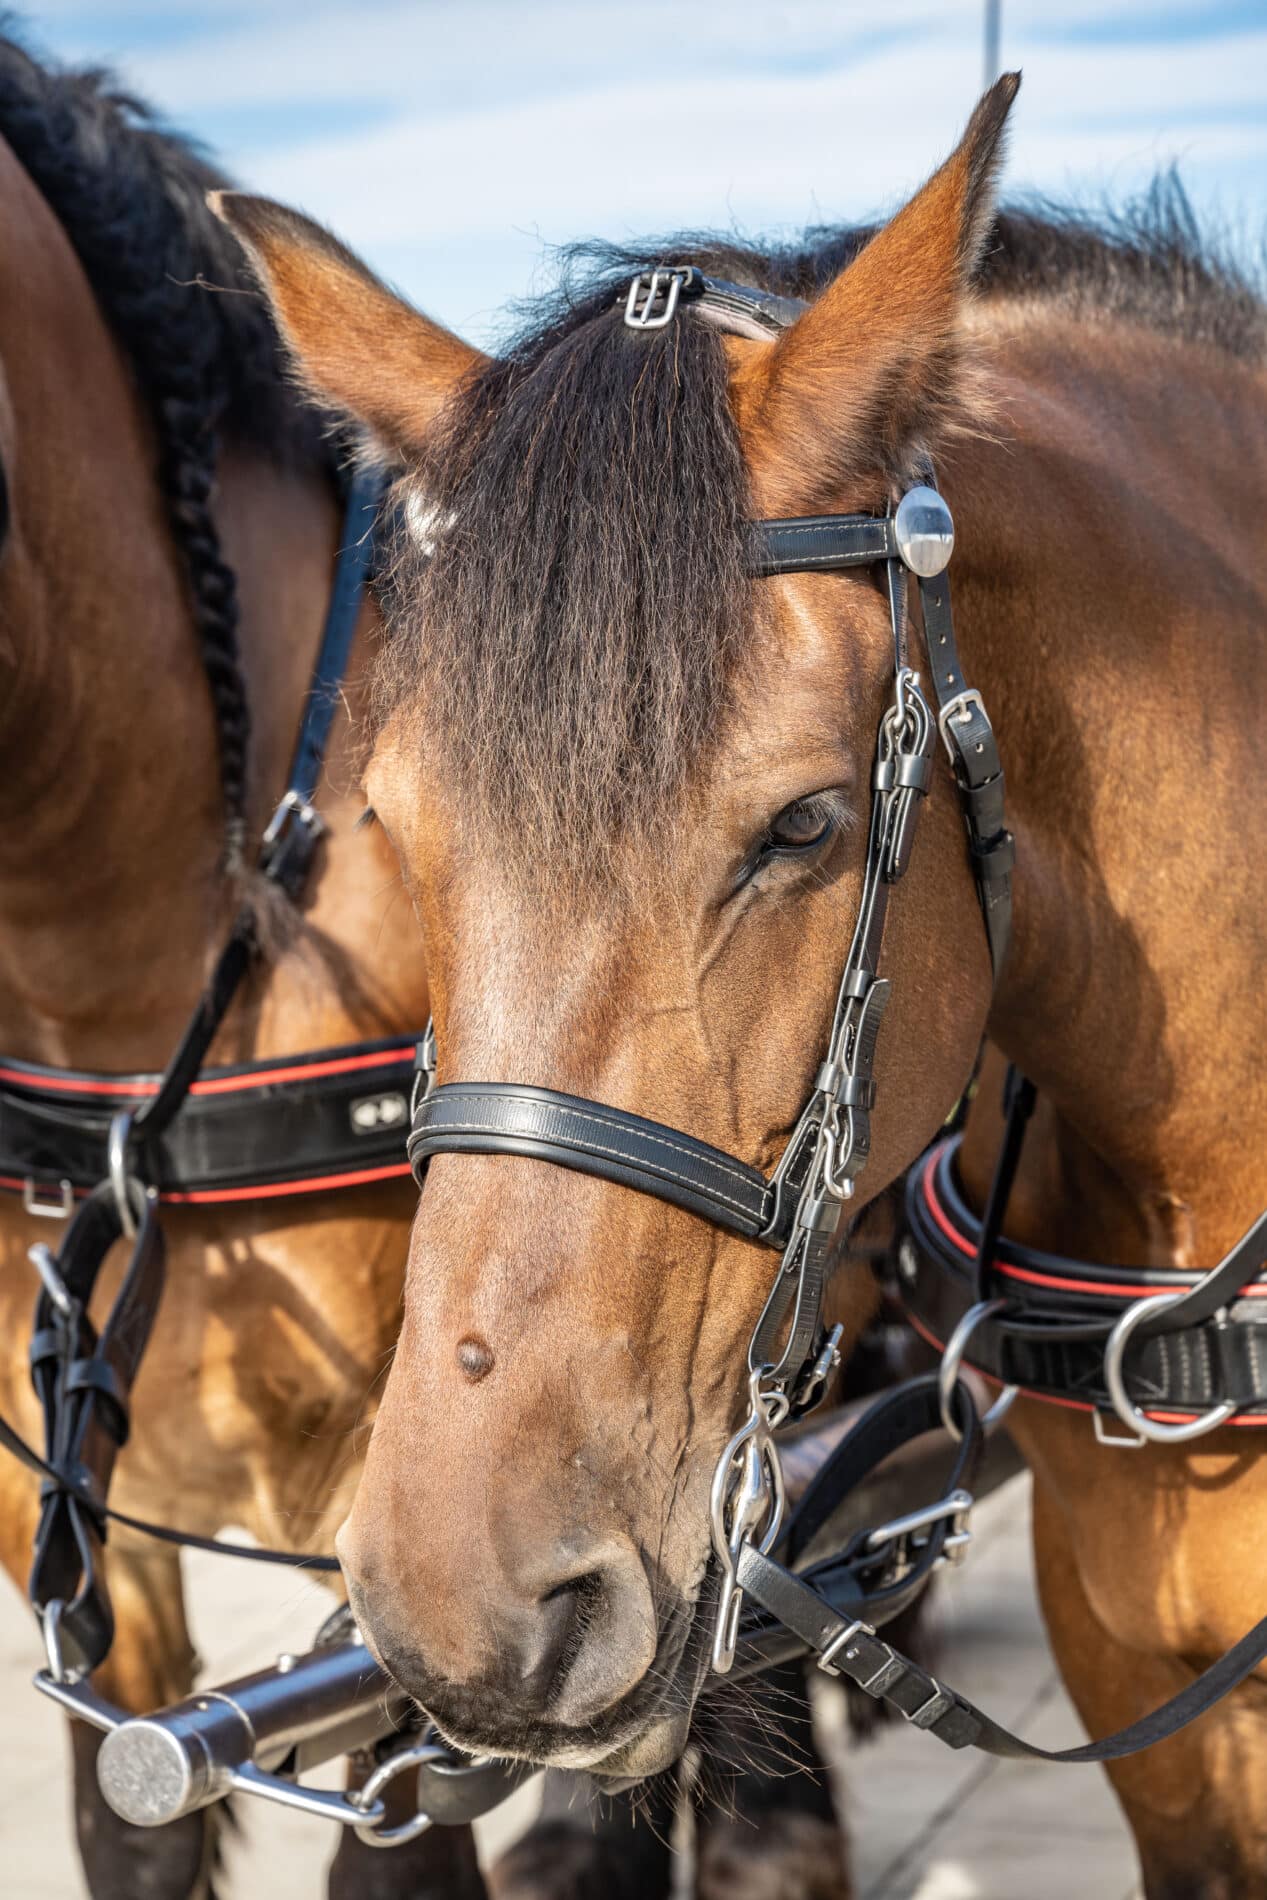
[25,1,1267,345]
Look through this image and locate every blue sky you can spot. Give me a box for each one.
[26,1,1267,344]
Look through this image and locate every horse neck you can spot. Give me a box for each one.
[0,142,341,1067]
[949,314,1267,1257]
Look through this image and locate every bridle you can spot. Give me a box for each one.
[405,267,1267,1776]
[406,265,1014,1674]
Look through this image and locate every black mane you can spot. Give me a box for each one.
[0,27,324,468]
[536,172,1265,365]
[0,28,332,857]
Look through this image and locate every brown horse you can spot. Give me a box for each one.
[0,35,862,1900]
[0,37,465,1900]
[217,66,1267,1897]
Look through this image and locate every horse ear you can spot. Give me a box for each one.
[209,193,486,455]
[732,72,1020,508]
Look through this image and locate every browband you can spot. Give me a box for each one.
[747,515,899,578]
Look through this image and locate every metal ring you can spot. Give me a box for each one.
[351,1741,445,1848]
[107,1111,139,1240]
[1103,1292,1237,1445]
[937,1298,1019,1441]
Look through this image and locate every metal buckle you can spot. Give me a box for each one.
[865,1487,974,1578]
[23,1177,73,1220]
[623,268,693,331]
[259,789,325,893]
[1102,1291,1236,1446]
[791,1323,845,1415]
[817,1617,875,1677]
[937,1298,1018,1440]
[937,688,987,764]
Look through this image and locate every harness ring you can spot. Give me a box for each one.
[937,1298,1019,1441]
[1103,1291,1237,1446]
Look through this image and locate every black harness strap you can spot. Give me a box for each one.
[2,1037,415,1206]
[7,466,386,1675]
[901,1129,1267,1424]
[737,1538,1267,1765]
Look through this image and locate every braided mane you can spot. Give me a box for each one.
[0,28,331,864]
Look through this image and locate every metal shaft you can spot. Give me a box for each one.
[96,1636,407,1828]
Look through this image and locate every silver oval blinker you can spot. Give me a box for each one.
[894,486,955,577]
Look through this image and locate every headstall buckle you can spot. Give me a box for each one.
[936,688,988,766]
[623,267,696,331]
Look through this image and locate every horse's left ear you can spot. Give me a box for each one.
[209,192,487,455]
[732,72,1020,508]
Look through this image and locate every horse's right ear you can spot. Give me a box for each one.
[209,193,487,455]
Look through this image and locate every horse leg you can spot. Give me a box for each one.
[693,1661,850,1900]
[487,1772,676,1900]
[328,1753,488,1900]
[71,1539,223,1900]
[1032,1472,1267,1900]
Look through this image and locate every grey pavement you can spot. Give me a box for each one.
[0,1474,1141,1898]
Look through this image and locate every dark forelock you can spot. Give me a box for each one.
[379,281,751,879]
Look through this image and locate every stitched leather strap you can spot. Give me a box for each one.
[408,1084,777,1241]
[0,1036,416,1204]
[737,1538,1267,1763]
[901,1135,1267,1420]
[747,515,899,577]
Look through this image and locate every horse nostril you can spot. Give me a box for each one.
[530,1568,599,1700]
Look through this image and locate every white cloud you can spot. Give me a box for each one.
[31,1,1267,335]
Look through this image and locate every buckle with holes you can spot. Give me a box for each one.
[937,688,988,764]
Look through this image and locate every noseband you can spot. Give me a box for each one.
[406,267,1014,1673]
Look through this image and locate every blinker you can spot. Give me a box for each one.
[894,486,955,578]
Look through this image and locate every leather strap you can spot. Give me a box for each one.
[408,1083,777,1241]
[737,1536,1267,1764]
[901,1134,1267,1422]
[747,515,899,577]
[27,1185,166,1676]
[0,1037,416,1205]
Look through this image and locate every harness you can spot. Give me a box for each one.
[16,265,1267,1850]
[0,468,418,1681]
[900,1073,1267,1445]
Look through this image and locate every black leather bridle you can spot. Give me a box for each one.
[405,269,1267,1771]
[407,267,1013,1673]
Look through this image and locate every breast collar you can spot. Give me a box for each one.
[898,1073,1267,1447]
[405,264,1015,1674]
[0,467,417,1218]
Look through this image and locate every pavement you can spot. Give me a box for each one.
[0,1473,1142,1899]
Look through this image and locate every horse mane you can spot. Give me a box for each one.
[546,171,1265,364]
[379,176,1263,885]
[0,26,333,861]
[0,26,326,469]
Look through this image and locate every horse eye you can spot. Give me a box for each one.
[765,797,834,853]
